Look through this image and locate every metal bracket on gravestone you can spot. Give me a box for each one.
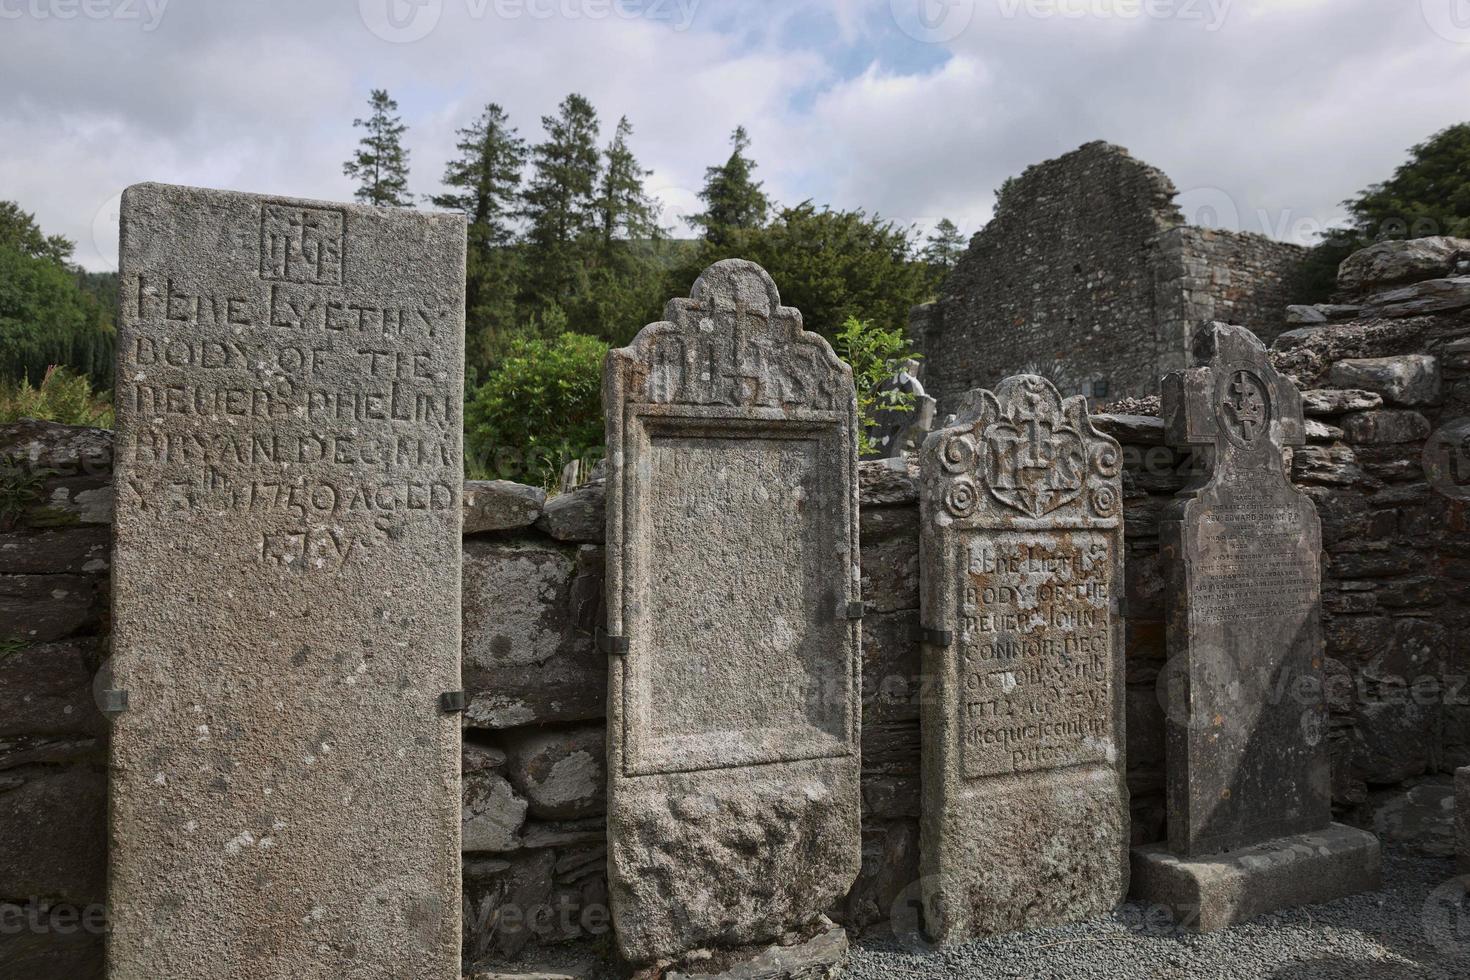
[101,689,130,714]
[843,601,865,622]
[921,628,954,648]
[438,691,467,715]
[598,629,629,656]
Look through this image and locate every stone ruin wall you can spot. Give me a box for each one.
[914,142,1305,407]
[5,242,1470,974]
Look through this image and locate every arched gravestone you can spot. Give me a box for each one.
[110,184,464,979]
[602,260,862,965]
[918,375,1128,942]
[1131,322,1380,931]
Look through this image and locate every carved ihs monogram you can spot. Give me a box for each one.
[985,386,1085,519]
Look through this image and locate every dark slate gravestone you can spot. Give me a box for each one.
[918,374,1129,942]
[1132,322,1380,931]
[864,359,937,460]
[603,260,861,969]
[110,185,465,979]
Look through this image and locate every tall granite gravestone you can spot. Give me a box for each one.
[864,359,937,460]
[603,260,862,967]
[1132,322,1380,931]
[918,374,1128,942]
[110,184,465,979]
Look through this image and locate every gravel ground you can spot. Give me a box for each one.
[847,848,1470,980]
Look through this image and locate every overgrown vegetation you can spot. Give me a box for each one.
[464,332,609,488]
[0,366,112,427]
[836,315,922,456]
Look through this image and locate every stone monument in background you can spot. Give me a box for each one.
[1131,322,1380,930]
[110,184,465,978]
[918,374,1129,942]
[864,358,937,461]
[602,260,861,970]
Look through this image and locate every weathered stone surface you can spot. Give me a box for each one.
[1300,388,1383,416]
[1156,324,1331,858]
[463,768,529,853]
[1337,237,1470,295]
[1340,409,1432,444]
[0,763,107,902]
[110,184,465,979]
[0,639,103,737]
[857,458,918,506]
[1363,276,1470,317]
[1092,413,1166,446]
[664,920,849,980]
[503,724,606,821]
[1348,776,1459,857]
[0,527,109,575]
[1130,823,1382,932]
[462,541,604,729]
[919,374,1128,941]
[0,573,101,644]
[1285,304,1328,325]
[536,483,605,543]
[1459,766,1469,873]
[0,419,113,476]
[603,261,861,964]
[464,480,546,533]
[865,359,936,460]
[1303,418,1343,443]
[1328,355,1442,406]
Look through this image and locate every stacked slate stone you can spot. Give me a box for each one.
[1460,766,1470,875]
[1132,322,1381,930]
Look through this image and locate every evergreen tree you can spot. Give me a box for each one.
[691,126,769,246]
[343,89,412,207]
[922,218,966,272]
[596,116,662,247]
[520,93,602,310]
[431,102,528,377]
[0,202,74,264]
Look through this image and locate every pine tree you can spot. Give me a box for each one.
[343,89,412,207]
[596,116,662,247]
[520,93,602,310]
[431,103,528,376]
[691,126,769,246]
[922,218,966,272]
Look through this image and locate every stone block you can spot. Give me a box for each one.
[464,481,546,534]
[462,540,604,728]
[0,639,103,738]
[663,920,849,980]
[1329,355,1442,406]
[0,527,109,575]
[1340,409,1432,445]
[1300,389,1383,416]
[502,725,606,821]
[1337,237,1470,295]
[0,764,107,903]
[1130,823,1382,931]
[1349,777,1459,857]
[536,484,605,543]
[0,573,101,644]
[1363,276,1470,317]
[463,769,529,853]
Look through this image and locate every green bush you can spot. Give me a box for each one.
[465,332,608,488]
[835,315,920,456]
[0,365,112,427]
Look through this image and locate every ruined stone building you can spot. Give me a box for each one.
[912,141,1306,406]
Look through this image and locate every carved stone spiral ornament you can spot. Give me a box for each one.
[940,434,976,474]
[1092,442,1121,479]
[1090,484,1119,518]
[945,478,979,518]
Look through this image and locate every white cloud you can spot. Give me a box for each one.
[1,0,1467,269]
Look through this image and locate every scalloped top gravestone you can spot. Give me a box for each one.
[110,184,464,979]
[918,375,1128,942]
[1159,322,1327,855]
[602,260,861,966]
[1130,323,1379,932]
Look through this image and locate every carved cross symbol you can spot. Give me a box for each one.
[1225,371,1266,445]
[992,391,1074,516]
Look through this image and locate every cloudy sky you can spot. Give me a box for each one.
[3,0,1469,271]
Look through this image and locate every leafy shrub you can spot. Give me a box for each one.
[0,365,112,427]
[465,332,608,488]
[835,315,921,455]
